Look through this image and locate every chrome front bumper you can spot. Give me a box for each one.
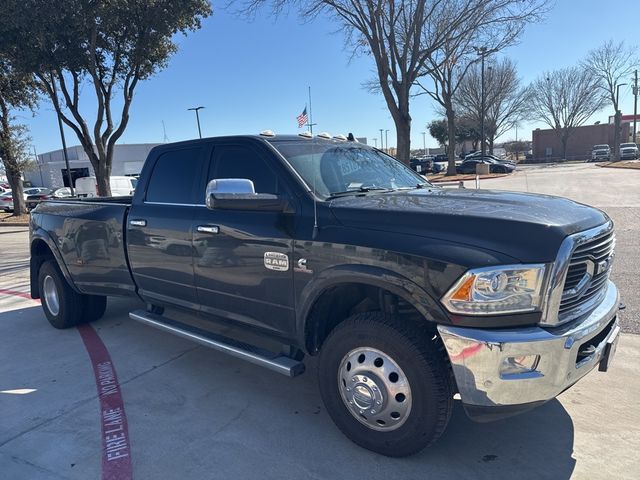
[438,281,619,419]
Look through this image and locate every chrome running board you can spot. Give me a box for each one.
[129,309,305,377]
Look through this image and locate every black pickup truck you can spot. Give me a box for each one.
[29,133,620,457]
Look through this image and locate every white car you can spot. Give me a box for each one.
[75,176,138,197]
[0,187,49,212]
[619,143,639,160]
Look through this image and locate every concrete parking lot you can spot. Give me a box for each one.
[1,163,639,479]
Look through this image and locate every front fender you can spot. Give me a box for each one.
[30,228,81,298]
[296,264,450,349]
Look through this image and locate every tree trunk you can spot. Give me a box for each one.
[0,116,26,216]
[95,157,112,197]
[395,120,411,167]
[561,135,568,161]
[393,86,411,166]
[488,137,495,155]
[3,157,26,216]
[445,105,457,176]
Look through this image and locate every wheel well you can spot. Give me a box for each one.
[304,283,436,354]
[30,239,55,299]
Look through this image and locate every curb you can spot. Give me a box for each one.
[0,223,29,227]
[597,163,640,170]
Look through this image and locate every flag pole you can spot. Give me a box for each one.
[307,86,316,134]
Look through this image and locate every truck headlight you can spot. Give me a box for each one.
[441,264,547,315]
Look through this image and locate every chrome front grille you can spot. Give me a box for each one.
[558,229,615,320]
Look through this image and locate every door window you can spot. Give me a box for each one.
[147,147,203,204]
[211,145,281,194]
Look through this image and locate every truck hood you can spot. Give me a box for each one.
[329,188,609,263]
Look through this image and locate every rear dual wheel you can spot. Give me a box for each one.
[318,312,453,457]
[38,260,107,329]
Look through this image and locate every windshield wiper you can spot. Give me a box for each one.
[327,186,392,199]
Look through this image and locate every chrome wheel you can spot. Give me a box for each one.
[338,347,412,431]
[43,275,60,316]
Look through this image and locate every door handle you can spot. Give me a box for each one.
[197,225,220,234]
[129,219,147,227]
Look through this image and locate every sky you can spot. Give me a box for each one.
[16,0,640,156]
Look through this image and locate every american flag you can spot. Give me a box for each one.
[297,107,308,128]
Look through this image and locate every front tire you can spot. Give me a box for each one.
[318,312,453,457]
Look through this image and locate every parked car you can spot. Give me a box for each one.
[0,187,49,212]
[432,154,462,173]
[619,143,639,160]
[30,133,620,457]
[466,152,516,167]
[590,144,611,162]
[457,157,516,174]
[409,156,433,174]
[26,187,73,210]
[75,176,138,197]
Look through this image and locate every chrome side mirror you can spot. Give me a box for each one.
[205,179,255,208]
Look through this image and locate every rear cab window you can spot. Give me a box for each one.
[146,147,204,204]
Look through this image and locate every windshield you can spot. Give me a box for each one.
[593,145,609,150]
[271,140,429,199]
[620,143,637,148]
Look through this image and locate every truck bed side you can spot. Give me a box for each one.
[30,198,137,297]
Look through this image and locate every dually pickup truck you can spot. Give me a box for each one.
[30,133,621,457]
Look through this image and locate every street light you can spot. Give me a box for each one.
[188,106,205,139]
[373,138,378,148]
[379,129,384,152]
[385,129,389,153]
[615,84,628,159]
[421,132,426,156]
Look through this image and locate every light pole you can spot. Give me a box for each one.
[49,73,75,195]
[379,129,384,152]
[633,70,638,143]
[421,132,426,156]
[474,46,488,159]
[188,106,205,139]
[373,138,378,148]
[385,129,389,153]
[615,84,628,160]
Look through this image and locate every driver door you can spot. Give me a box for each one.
[192,142,296,335]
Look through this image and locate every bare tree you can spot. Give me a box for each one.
[455,58,532,154]
[530,67,607,160]
[1,0,212,196]
[416,2,547,175]
[0,59,37,216]
[240,0,549,166]
[584,40,638,160]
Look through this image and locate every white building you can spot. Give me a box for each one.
[26,143,161,188]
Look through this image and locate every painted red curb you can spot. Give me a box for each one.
[78,324,134,480]
[0,288,36,301]
[0,288,133,479]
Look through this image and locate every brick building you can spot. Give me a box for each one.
[532,122,632,162]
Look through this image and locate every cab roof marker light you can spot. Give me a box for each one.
[333,134,347,141]
[317,132,332,139]
[298,131,313,138]
[259,130,276,137]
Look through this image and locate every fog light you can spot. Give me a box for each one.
[500,355,540,377]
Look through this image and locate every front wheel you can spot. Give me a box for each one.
[318,312,453,457]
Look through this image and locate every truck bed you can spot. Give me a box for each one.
[31,198,137,297]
